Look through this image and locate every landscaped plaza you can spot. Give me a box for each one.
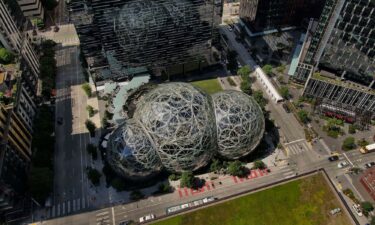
[152,173,351,225]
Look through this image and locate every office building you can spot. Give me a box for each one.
[239,0,324,32]
[0,0,40,97]
[292,0,375,121]
[0,63,35,217]
[17,0,44,19]
[69,0,222,84]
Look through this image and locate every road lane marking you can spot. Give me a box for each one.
[284,139,304,145]
[111,207,115,225]
[343,153,354,166]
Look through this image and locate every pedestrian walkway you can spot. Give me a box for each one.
[285,139,310,156]
[45,196,88,219]
[95,210,112,225]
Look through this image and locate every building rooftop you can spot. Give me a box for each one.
[312,72,374,95]
[0,63,21,106]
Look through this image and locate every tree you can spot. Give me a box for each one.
[342,137,356,151]
[279,86,290,99]
[253,90,268,111]
[276,65,286,73]
[82,83,92,97]
[348,124,356,134]
[180,171,195,188]
[168,174,180,181]
[227,161,246,177]
[297,110,309,124]
[86,167,101,186]
[357,138,369,147]
[110,177,126,192]
[240,79,252,95]
[262,64,273,75]
[130,190,144,200]
[157,183,172,193]
[237,65,252,77]
[253,160,266,169]
[0,48,14,64]
[86,143,98,160]
[361,201,374,216]
[86,105,95,117]
[85,119,96,137]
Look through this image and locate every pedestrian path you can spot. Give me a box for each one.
[285,140,310,156]
[95,210,111,225]
[46,197,88,219]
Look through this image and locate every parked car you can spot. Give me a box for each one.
[337,161,349,168]
[352,204,363,217]
[119,220,133,225]
[139,214,155,223]
[54,26,59,32]
[365,162,375,168]
[282,103,291,113]
[328,155,339,162]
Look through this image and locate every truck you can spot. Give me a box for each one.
[360,143,375,154]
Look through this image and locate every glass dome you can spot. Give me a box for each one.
[212,91,265,159]
[134,82,216,171]
[107,119,162,179]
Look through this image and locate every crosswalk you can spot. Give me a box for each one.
[279,165,297,179]
[285,140,310,156]
[47,197,88,219]
[95,210,112,225]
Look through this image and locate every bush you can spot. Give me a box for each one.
[110,177,126,192]
[276,65,286,73]
[86,105,96,117]
[227,161,247,177]
[342,137,356,151]
[371,216,375,225]
[169,174,180,181]
[180,171,195,188]
[210,159,223,173]
[252,90,268,111]
[343,188,359,204]
[253,160,266,169]
[297,110,310,124]
[0,48,14,64]
[240,79,252,95]
[86,143,98,160]
[227,77,236,86]
[237,65,252,77]
[86,167,101,186]
[82,83,92,97]
[157,183,172,194]
[357,138,369,147]
[130,190,144,201]
[348,124,356,134]
[279,86,290,99]
[361,201,374,216]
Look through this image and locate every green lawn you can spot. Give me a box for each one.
[190,78,223,94]
[152,174,351,225]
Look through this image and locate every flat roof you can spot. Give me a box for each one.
[288,33,305,76]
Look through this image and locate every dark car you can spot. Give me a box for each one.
[328,155,339,162]
[119,221,132,225]
[365,162,375,168]
[282,103,291,113]
[54,26,59,32]
[57,117,63,125]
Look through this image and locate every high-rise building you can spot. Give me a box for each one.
[17,0,45,19]
[69,0,222,84]
[294,0,375,123]
[239,0,324,32]
[0,63,35,217]
[0,0,40,97]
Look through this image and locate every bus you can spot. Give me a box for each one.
[360,143,375,154]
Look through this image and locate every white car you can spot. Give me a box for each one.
[139,214,155,223]
[338,161,349,168]
[352,204,363,217]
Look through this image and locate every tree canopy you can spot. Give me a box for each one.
[180,171,195,188]
[227,161,247,177]
[297,110,309,124]
[0,48,14,64]
[342,137,356,151]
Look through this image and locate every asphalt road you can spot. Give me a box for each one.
[51,46,91,218]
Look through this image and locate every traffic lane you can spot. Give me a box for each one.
[113,168,296,222]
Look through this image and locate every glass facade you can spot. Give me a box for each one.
[71,0,221,77]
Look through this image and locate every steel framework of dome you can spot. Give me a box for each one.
[212,91,265,159]
[107,119,162,178]
[107,82,265,179]
[134,83,216,172]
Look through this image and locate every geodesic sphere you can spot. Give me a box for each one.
[134,83,216,172]
[107,119,162,179]
[212,91,265,159]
